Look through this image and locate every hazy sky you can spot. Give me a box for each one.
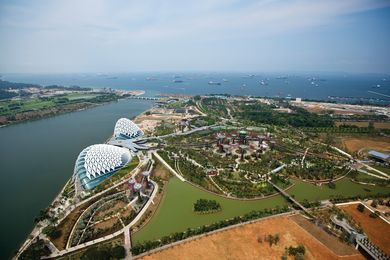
[0,0,389,73]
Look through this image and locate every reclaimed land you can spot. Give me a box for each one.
[133,177,288,244]
[339,136,390,153]
[139,214,362,260]
[341,204,390,255]
[335,121,390,129]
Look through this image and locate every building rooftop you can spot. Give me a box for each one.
[75,144,132,190]
[368,150,390,161]
[114,118,144,139]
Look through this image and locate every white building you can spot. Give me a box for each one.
[74,144,132,190]
[114,118,144,139]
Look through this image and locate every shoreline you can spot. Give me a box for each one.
[13,101,154,259]
[0,96,144,128]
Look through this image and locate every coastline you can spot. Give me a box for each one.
[13,100,155,259]
[0,95,143,128]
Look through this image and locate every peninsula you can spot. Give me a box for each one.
[0,80,144,126]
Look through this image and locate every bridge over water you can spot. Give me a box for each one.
[267,180,312,217]
[128,96,160,100]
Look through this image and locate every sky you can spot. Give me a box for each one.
[0,0,390,74]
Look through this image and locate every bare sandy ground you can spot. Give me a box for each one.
[139,215,363,260]
[341,204,390,255]
[341,136,390,153]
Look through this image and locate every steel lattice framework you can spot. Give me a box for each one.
[114,118,144,139]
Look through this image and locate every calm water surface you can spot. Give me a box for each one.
[0,99,153,259]
[1,71,390,258]
[2,72,390,103]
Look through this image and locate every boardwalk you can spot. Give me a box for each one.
[152,151,185,181]
[267,180,312,217]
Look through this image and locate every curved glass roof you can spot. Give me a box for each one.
[75,144,132,190]
[114,118,144,139]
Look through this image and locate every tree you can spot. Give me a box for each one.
[368,121,375,131]
[110,245,126,259]
[288,245,305,257]
[357,204,365,213]
[328,181,336,189]
[274,234,280,245]
[81,247,109,260]
[325,133,335,145]
[42,225,61,239]
[370,211,379,218]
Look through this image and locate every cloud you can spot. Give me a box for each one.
[0,0,389,72]
[2,0,389,39]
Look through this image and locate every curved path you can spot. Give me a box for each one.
[44,180,159,259]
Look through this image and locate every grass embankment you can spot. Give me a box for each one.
[288,178,390,202]
[372,165,390,175]
[354,172,384,183]
[133,177,287,243]
[0,93,100,115]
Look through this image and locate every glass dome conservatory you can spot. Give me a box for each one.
[74,144,132,190]
[114,118,144,140]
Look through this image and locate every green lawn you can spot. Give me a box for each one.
[288,178,390,202]
[372,165,390,175]
[355,172,382,182]
[133,177,287,244]
[66,93,100,100]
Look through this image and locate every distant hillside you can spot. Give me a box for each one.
[0,80,92,100]
[0,80,91,91]
[0,80,40,90]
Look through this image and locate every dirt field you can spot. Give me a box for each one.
[335,121,390,129]
[94,217,121,230]
[341,204,390,255]
[152,160,171,180]
[139,214,363,260]
[340,136,390,153]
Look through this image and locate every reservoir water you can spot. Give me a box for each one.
[0,99,153,259]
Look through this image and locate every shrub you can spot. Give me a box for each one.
[288,245,305,257]
[327,182,336,189]
[110,245,126,259]
[42,225,61,239]
[81,247,109,260]
[265,233,280,247]
[369,211,379,218]
[357,204,365,213]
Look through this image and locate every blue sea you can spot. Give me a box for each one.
[1,72,390,104]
